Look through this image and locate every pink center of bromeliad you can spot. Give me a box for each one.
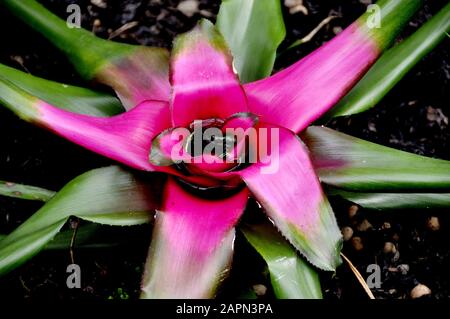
[149,112,259,176]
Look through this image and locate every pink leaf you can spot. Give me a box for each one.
[96,47,171,110]
[39,100,171,171]
[244,22,379,133]
[170,20,248,126]
[141,178,249,298]
[237,124,342,270]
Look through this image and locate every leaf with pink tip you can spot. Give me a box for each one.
[322,1,450,119]
[237,124,342,271]
[0,76,171,171]
[1,0,170,109]
[244,0,422,133]
[39,100,173,172]
[171,20,248,126]
[0,77,228,188]
[0,63,123,116]
[141,178,249,299]
[95,47,170,110]
[244,23,378,133]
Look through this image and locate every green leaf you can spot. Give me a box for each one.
[0,76,41,122]
[0,180,55,201]
[216,0,286,83]
[322,1,450,118]
[241,223,323,299]
[356,0,424,51]
[2,0,126,79]
[0,223,122,256]
[46,223,140,250]
[0,63,123,116]
[0,223,143,250]
[328,188,450,210]
[0,166,155,276]
[303,126,450,192]
[2,0,169,109]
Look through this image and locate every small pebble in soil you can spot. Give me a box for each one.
[382,222,391,230]
[177,0,199,18]
[348,205,359,219]
[426,216,440,231]
[410,284,432,299]
[341,226,354,241]
[351,236,364,251]
[397,264,410,275]
[253,284,267,297]
[368,122,377,132]
[426,106,448,127]
[92,18,102,33]
[356,219,372,232]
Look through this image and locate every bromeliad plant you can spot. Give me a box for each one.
[0,0,449,299]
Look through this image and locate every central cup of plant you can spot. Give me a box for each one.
[150,112,264,178]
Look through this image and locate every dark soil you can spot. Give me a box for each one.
[0,0,448,300]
